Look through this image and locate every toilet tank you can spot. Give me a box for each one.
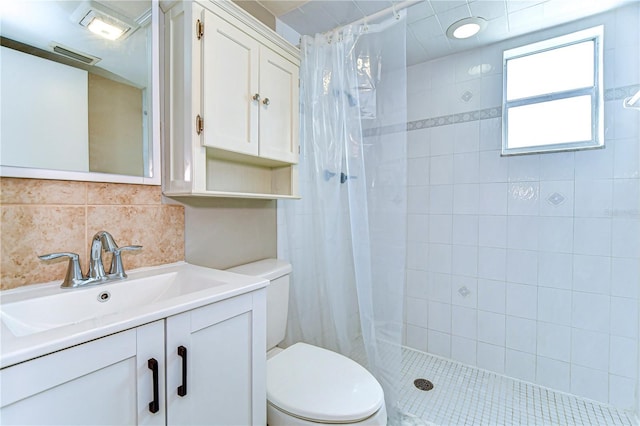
[227,259,292,351]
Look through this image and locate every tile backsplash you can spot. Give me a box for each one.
[0,178,184,290]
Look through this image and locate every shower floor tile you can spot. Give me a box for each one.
[399,347,636,426]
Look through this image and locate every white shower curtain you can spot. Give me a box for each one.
[278,12,407,423]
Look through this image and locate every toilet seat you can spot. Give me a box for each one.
[267,343,385,423]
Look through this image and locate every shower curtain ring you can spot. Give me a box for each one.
[392,2,400,20]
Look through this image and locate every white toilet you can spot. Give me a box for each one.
[228,259,387,426]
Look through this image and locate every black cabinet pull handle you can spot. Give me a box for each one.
[148,358,159,413]
[177,345,188,397]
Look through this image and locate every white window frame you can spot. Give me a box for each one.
[502,26,604,156]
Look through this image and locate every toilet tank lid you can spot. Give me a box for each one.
[227,258,292,281]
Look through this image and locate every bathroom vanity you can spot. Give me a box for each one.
[0,262,267,425]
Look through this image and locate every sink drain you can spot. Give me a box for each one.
[414,378,434,391]
[97,291,111,302]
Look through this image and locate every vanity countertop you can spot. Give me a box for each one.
[0,262,268,368]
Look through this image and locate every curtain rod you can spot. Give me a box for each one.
[326,0,422,34]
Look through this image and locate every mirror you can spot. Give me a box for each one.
[0,0,160,185]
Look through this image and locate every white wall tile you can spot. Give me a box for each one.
[573,218,612,256]
[451,275,478,308]
[572,255,611,295]
[452,245,478,277]
[428,272,452,303]
[479,117,501,151]
[477,342,505,373]
[575,145,614,180]
[454,121,480,153]
[429,243,452,274]
[406,296,429,327]
[537,322,571,362]
[538,288,572,326]
[574,179,613,217]
[506,283,537,320]
[453,152,480,184]
[539,181,575,217]
[408,157,431,186]
[572,292,610,332]
[430,154,454,185]
[571,328,610,371]
[406,269,429,300]
[478,215,507,248]
[508,155,540,182]
[611,257,640,299]
[539,151,575,181]
[407,128,431,159]
[478,311,505,346]
[613,139,640,179]
[612,219,640,258]
[478,247,507,281]
[538,252,573,290]
[505,349,536,382]
[506,250,538,285]
[451,336,477,365]
[451,305,477,339]
[479,183,508,215]
[408,186,430,214]
[507,216,539,250]
[405,324,429,352]
[428,330,451,358]
[538,217,573,253]
[614,102,640,140]
[428,301,452,333]
[609,336,638,379]
[430,125,455,156]
[453,184,479,214]
[508,183,540,216]
[429,214,453,244]
[609,375,636,411]
[536,356,570,392]
[452,215,479,245]
[479,150,509,183]
[478,279,506,314]
[610,297,638,339]
[570,365,609,402]
[407,241,429,270]
[429,184,453,214]
[408,214,429,242]
[612,179,640,214]
[506,316,537,354]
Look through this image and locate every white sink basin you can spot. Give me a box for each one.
[0,262,268,367]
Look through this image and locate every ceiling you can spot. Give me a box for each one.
[258,0,637,65]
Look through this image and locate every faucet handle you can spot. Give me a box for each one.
[38,252,85,288]
[109,245,142,279]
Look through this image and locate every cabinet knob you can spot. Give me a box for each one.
[252,93,260,102]
[262,97,270,106]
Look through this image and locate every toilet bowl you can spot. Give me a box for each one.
[228,259,387,425]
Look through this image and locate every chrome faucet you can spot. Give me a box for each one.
[39,231,142,288]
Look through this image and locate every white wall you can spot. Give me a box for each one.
[1,47,89,172]
[404,3,640,412]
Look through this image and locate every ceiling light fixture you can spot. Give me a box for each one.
[446,17,487,40]
[71,1,138,41]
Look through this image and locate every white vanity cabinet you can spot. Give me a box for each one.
[166,291,266,425]
[163,0,300,199]
[0,290,266,425]
[0,321,166,425]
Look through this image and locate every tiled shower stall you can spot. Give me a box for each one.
[402,2,640,416]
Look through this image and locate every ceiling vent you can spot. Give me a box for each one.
[49,42,101,65]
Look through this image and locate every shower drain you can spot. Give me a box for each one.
[414,378,434,391]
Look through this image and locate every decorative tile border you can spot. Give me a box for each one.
[363,83,639,137]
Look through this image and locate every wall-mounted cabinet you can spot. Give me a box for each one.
[162,0,300,199]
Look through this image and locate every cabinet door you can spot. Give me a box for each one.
[202,9,260,156]
[0,321,165,425]
[258,47,300,164]
[165,291,266,426]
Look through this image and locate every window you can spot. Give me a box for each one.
[502,26,603,155]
